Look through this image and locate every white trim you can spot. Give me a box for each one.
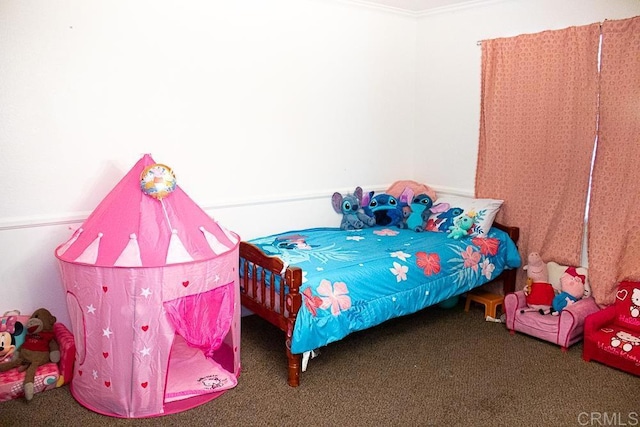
[0,184,474,231]
[327,0,418,16]
[415,0,511,17]
[331,0,510,17]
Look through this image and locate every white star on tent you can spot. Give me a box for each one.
[103,327,113,338]
[87,304,96,314]
[140,346,151,356]
[92,370,98,379]
[141,288,152,298]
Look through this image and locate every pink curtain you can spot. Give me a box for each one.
[588,17,640,305]
[476,24,601,289]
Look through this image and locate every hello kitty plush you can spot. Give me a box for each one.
[630,288,640,318]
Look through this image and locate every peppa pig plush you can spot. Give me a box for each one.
[521,252,555,314]
[550,266,586,315]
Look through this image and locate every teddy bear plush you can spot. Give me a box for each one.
[520,252,555,314]
[332,187,376,230]
[0,308,60,401]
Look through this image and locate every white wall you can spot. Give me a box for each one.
[414,0,640,192]
[0,0,417,326]
[1,0,639,327]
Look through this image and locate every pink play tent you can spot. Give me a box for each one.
[55,154,240,418]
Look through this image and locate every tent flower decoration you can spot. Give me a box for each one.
[55,154,240,418]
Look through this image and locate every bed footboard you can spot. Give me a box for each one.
[239,241,304,387]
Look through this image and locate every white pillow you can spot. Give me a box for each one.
[547,261,591,297]
[426,195,503,238]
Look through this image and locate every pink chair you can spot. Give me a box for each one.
[504,290,600,351]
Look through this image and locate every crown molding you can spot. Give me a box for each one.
[330,0,418,16]
[415,0,510,17]
[333,0,509,17]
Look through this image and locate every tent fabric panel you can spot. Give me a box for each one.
[58,261,174,417]
[159,245,239,303]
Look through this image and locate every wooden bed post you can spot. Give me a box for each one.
[285,327,301,387]
[493,222,520,295]
[284,268,303,387]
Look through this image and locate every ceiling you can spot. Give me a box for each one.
[360,0,476,12]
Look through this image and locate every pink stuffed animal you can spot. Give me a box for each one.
[550,267,586,315]
[521,252,555,314]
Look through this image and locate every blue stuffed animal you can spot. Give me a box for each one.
[332,187,376,230]
[406,194,434,232]
[362,191,405,227]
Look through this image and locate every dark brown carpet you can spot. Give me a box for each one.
[1,302,637,426]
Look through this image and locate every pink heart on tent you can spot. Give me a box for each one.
[182,281,189,287]
[141,325,149,332]
[103,352,109,358]
[102,286,108,293]
[141,382,148,388]
[617,289,628,301]
[104,381,111,387]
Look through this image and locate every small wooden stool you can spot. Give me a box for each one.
[464,290,504,318]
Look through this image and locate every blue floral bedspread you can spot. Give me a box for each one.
[248,226,521,354]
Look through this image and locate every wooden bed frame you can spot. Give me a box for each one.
[239,222,519,387]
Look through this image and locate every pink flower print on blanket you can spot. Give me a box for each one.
[461,246,481,271]
[303,288,323,317]
[373,228,399,237]
[318,280,352,315]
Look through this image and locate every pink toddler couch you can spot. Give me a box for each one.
[0,321,75,402]
[504,290,600,350]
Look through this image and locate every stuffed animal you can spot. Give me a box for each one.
[447,214,474,239]
[520,252,555,314]
[550,267,586,315]
[395,187,434,232]
[0,308,60,401]
[0,313,25,363]
[547,262,591,298]
[406,194,434,232]
[362,191,405,227]
[332,187,376,230]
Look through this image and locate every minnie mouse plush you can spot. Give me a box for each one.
[0,313,24,363]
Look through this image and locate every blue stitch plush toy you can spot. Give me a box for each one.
[332,187,376,230]
[405,194,434,232]
[362,191,405,227]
